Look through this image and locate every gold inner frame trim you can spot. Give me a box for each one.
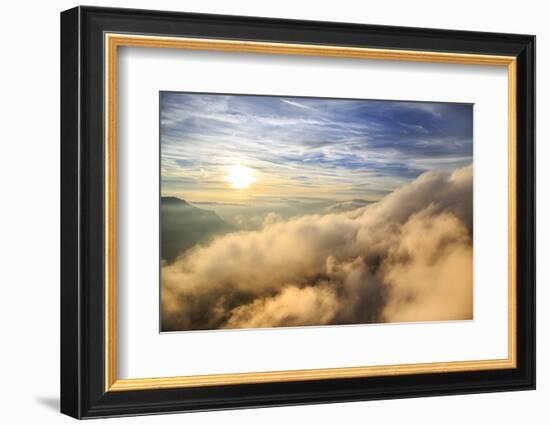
[104,33,518,392]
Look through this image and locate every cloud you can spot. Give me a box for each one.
[225,285,340,328]
[161,165,473,331]
[279,98,317,111]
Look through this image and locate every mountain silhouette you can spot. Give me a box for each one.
[161,197,233,262]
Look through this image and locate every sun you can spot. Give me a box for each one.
[224,165,255,189]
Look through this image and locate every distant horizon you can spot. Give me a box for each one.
[161,194,377,205]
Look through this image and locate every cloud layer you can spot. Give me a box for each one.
[161,165,473,331]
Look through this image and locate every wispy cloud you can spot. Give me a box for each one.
[279,98,316,110]
[160,92,473,203]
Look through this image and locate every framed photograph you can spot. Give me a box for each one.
[60,6,535,419]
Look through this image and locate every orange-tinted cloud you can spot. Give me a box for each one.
[161,166,473,331]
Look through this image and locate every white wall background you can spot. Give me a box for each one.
[0,0,544,423]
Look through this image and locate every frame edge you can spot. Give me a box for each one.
[515,34,536,391]
[60,6,83,420]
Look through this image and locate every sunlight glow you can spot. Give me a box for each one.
[225,165,255,189]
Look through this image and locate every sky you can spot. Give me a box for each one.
[160,91,473,204]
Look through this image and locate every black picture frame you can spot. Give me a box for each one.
[61,5,535,419]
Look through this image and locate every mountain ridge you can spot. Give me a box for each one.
[161,196,233,262]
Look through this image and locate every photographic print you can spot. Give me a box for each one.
[160,92,474,332]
